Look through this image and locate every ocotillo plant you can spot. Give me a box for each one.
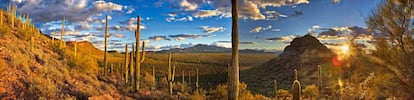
[125,44,129,83]
[229,0,240,99]
[134,16,146,92]
[59,17,65,49]
[292,69,301,100]
[274,80,277,97]
[166,52,175,95]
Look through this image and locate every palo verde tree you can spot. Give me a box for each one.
[366,0,414,98]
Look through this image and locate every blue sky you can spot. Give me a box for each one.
[1,0,381,52]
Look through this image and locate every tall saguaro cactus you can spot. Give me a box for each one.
[74,40,77,59]
[318,65,322,95]
[60,17,65,49]
[130,43,135,83]
[274,80,277,97]
[0,9,3,26]
[103,15,109,74]
[125,44,129,83]
[229,0,240,99]
[292,69,302,100]
[167,52,176,95]
[134,16,146,92]
[196,68,199,91]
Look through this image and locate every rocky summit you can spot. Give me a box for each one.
[241,34,336,95]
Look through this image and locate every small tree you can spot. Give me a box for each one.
[366,0,414,98]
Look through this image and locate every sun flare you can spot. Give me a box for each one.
[341,44,350,55]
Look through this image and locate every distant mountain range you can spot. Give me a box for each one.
[156,44,281,54]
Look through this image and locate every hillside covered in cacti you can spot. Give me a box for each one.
[1,0,414,99]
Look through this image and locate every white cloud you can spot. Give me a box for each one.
[166,16,193,22]
[179,0,199,11]
[194,10,221,18]
[250,25,272,33]
[211,41,231,48]
[200,26,225,33]
[240,0,266,20]
[126,8,135,14]
[16,0,124,22]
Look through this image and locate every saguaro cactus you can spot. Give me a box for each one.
[31,36,34,52]
[74,40,77,59]
[188,72,191,87]
[274,80,277,97]
[182,71,185,84]
[51,32,55,45]
[60,17,65,49]
[318,65,322,94]
[130,43,135,83]
[103,15,109,74]
[152,66,156,90]
[0,9,3,26]
[134,15,146,92]
[196,68,199,92]
[292,69,302,100]
[166,52,175,95]
[229,0,240,99]
[125,44,129,83]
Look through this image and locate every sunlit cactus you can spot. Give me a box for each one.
[59,17,65,49]
[318,65,322,94]
[292,69,301,100]
[130,43,135,83]
[166,52,175,95]
[0,9,3,26]
[104,15,109,74]
[125,44,129,83]
[274,80,277,97]
[196,68,199,92]
[74,40,77,59]
[30,36,34,52]
[134,16,146,92]
[229,0,240,99]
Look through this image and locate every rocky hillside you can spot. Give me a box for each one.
[241,34,336,95]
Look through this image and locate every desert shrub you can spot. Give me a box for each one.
[303,85,319,99]
[254,94,268,100]
[28,77,59,98]
[10,54,30,72]
[190,89,206,100]
[208,83,265,100]
[174,82,191,94]
[208,84,227,99]
[276,89,291,99]
[15,27,31,40]
[0,24,12,38]
[142,72,156,90]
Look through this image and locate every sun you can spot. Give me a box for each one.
[341,44,350,55]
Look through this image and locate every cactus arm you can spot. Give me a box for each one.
[140,41,145,63]
[172,66,175,81]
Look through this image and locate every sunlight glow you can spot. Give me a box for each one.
[338,78,343,87]
[341,44,349,55]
